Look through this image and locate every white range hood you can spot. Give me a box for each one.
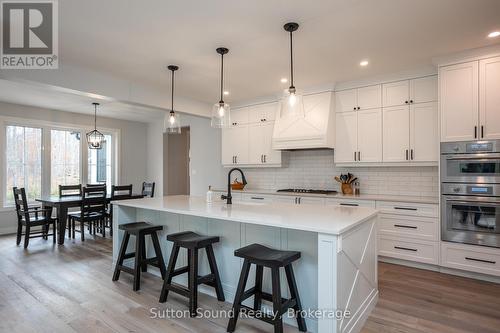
[272,91,335,150]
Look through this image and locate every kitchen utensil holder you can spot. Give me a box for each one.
[341,183,353,195]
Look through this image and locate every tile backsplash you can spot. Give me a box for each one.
[238,150,439,197]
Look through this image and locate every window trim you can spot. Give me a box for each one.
[0,115,120,208]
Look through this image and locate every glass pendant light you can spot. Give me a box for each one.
[165,65,181,134]
[280,22,305,118]
[211,47,231,128]
[86,102,105,149]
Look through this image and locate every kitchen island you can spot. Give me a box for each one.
[112,195,378,333]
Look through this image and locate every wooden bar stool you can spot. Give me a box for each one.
[159,231,225,317]
[227,243,307,333]
[112,222,166,291]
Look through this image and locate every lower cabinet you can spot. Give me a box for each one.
[441,242,500,277]
[326,198,376,208]
[378,235,439,265]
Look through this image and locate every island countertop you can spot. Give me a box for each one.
[113,195,378,235]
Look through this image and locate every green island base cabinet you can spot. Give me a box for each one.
[112,196,379,333]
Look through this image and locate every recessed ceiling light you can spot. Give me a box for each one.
[488,31,500,38]
[360,60,369,67]
[223,91,229,95]
[280,78,288,83]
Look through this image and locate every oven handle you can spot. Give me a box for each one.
[444,153,500,160]
[443,196,500,205]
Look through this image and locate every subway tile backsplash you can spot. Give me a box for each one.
[239,150,439,197]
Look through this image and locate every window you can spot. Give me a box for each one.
[50,129,81,195]
[88,134,113,192]
[5,125,42,203]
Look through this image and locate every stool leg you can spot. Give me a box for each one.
[188,248,199,317]
[151,232,166,279]
[253,265,263,311]
[159,244,180,303]
[112,232,130,281]
[227,259,251,333]
[141,234,147,272]
[24,225,30,249]
[206,245,225,302]
[271,267,283,333]
[133,235,142,291]
[285,264,307,332]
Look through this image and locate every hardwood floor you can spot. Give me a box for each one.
[0,234,499,333]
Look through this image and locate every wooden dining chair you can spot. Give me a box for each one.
[13,187,57,248]
[86,183,106,188]
[59,184,82,237]
[69,186,107,241]
[106,184,133,236]
[142,182,155,198]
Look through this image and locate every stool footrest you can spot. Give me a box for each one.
[239,305,275,325]
[116,265,135,275]
[197,273,215,286]
[260,291,290,306]
[164,282,190,298]
[241,287,257,302]
[172,266,189,277]
[123,252,135,259]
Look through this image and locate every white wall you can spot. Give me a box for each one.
[0,101,148,234]
[148,113,225,197]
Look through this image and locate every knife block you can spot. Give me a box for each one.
[341,183,353,195]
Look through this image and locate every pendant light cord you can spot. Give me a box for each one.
[220,53,224,103]
[289,30,294,88]
[171,69,175,113]
[94,104,97,130]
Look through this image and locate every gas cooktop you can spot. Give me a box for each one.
[276,189,338,195]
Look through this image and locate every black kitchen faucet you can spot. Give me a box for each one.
[221,168,247,204]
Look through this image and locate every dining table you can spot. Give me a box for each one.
[36,193,144,245]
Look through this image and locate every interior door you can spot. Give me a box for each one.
[357,109,382,162]
[357,85,382,110]
[383,80,409,107]
[440,61,479,142]
[383,105,410,162]
[410,102,438,162]
[410,76,438,104]
[479,56,500,140]
[335,111,357,163]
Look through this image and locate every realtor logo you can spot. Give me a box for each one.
[1,0,58,69]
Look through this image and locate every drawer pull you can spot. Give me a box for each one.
[394,246,417,252]
[394,224,417,229]
[251,197,265,200]
[394,207,418,211]
[340,203,359,207]
[465,257,496,265]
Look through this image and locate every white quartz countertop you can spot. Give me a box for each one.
[114,195,378,235]
[212,188,439,204]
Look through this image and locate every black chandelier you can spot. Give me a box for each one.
[86,102,105,149]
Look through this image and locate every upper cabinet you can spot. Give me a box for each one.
[440,61,478,142]
[222,102,281,167]
[479,56,500,140]
[335,84,381,112]
[382,75,437,107]
[440,57,500,142]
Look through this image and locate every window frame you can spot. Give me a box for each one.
[0,115,120,209]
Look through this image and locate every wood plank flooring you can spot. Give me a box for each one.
[0,234,499,333]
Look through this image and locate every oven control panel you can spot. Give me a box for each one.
[441,140,500,154]
[442,183,499,197]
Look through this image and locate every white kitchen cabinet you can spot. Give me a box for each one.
[335,109,382,164]
[248,122,281,165]
[440,61,479,142]
[410,102,438,162]
[383,76,437,107]
[334,112,357,163]
[248,102,278,123]
[274,195,325,205]
[479,56,500,140]
[326,198,376,208]
[383,105,410,162]
[222,125,249,165]
[357,109,383,162]
[335,85,381,112]
[230,107,250,126]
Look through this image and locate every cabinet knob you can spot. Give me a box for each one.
[405,101,409,104]
[353,107,356,111]
[410,100,414,104]
[357,107,361,110]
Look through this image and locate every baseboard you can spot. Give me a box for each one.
[379,256,500,284]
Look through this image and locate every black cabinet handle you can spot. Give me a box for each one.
[340,203,359,207]
[264,155,266,163]
[481,125,484,138]
[474,126,477,139]
[410,100,414,104]
[410,149,414,160]
[405,149,409,160]
[405,101,409,104]
[394,246,417,252]
[357,107,361,110]
[395,207,418,211]
[358,151,361,161]
[465,257,496,264]
[394,224,417,229]
[353,107,356,111]
[251,197,264,200]
[354,151,357,161]
[294,197,298,204]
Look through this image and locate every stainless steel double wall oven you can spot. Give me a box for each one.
[441,140,500,248]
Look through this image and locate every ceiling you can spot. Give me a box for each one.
[0,79,166,122]
[52,0,500,104]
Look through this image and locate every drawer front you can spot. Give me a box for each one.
[326,198,376,208]
[298,197,325,205]
[378,236,439,264]
[378,214,439,241]
[376,201,438,217]
[441,242,500,277]
[241,193,273,203]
